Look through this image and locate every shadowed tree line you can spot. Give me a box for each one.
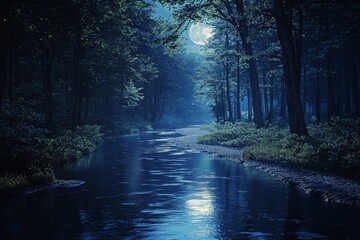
[0,0,208,193]
[0,0,207,133]
[161,0,360,136]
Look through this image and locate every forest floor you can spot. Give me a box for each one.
[170,126,360,207]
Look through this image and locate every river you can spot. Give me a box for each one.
[1,130,360,239]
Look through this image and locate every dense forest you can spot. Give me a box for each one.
[0,0,210,193]
[171,0,360,134]
[1,0,360,193]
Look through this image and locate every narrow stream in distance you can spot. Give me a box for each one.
[1,130,360,239]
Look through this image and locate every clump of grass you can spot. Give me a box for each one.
[199,118,360,180]
[0,174,29,195]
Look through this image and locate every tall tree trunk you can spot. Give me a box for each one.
[236,41,241,121]
[326,52,336,119]
[237,28,263,127]
[0,1,10,107]
[41,46,55,129]
[344,72,351,116]
[355,67,360,117]
[315,67,321,123]
[273,0,309,136]
[220,82,226,122]
[351,68,360,117]
[354,37,360,117]
[315,16,323,123]
[247,87,252,122]
[302,49,308,116]
[335,53,342,115]
[225,32,233,122]
[269,75,274,123]
[233,0,263,127]
[263,70,269,116]
[8,23,13,102]
[70,22,83,131]
[151,94,157,123]
[83,98,89,123]
[280,76,286,119]
[216,0,263,126]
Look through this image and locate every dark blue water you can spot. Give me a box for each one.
[1,131,360,239]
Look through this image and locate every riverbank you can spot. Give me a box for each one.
[0,122,103,198]
[170,126,360,207]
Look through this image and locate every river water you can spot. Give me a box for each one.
[1,131,360,239]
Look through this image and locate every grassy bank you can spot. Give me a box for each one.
[0,101,103,197]
[199,118,360,181]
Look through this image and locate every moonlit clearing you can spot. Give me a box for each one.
[188,23,214,46]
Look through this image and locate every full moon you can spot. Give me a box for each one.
[188,23,214,46]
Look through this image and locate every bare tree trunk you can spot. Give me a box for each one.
[280,76,286,119]
[269,75,274,123]
[237,29,263,127]
[41,46,55,129]
[353,37,360,117]
[315,16,323,123]
[0,1,10,107]
[225,32,233,122]
[273,0,309,136]
[355,68,360,117]
[8,23,13,102]
[70,21,83,131]
[326,52,336,119]
[221,82,226,122]
[84,98,89,123]
[236,41,241,121]
[247,87,252,122]
[233,0,263,127]
[263,70,269,116]
[302,49,308,116]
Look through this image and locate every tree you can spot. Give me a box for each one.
[272,0,309,135]
[159,0,264,127]
[0,0,11,107]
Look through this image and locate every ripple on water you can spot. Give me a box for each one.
[141,209,180,215]
[169,151,187,156]
[296,231,329,239]
[159,183,183,187]
[120,202,137,206]
[158,131,178,136]
[240,231,273,240]
[128,191,154,196]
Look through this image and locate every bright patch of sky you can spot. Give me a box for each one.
[189,23,213,46]
[154,2,203,53]
[154,2,172,18]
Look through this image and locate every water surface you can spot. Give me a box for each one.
[1,131,360,239]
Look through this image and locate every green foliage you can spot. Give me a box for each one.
[0,174,29,195]
[199,119,360,180]
[53,125,104,161]
[199,122,286,147]
[0,101,104,195]
[308,118,360,176]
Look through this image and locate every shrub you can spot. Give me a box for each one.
[199,119,360,180]
[0,174,29,195]
[53,125,104,162]
[0,101,104,194]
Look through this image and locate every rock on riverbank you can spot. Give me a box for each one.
[170,126,360,207]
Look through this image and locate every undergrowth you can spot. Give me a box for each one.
[0,101,104,196]
[198,118,360,180]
